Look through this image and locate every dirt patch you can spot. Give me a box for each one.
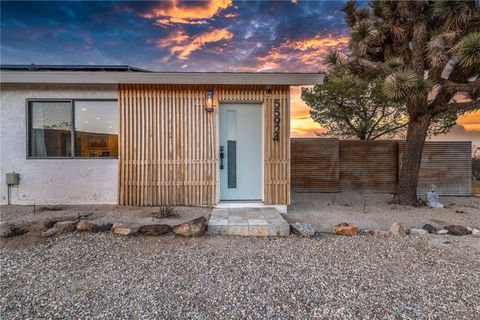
[473,180,480,195]
[0,204,212,249]
[286,192,480,233]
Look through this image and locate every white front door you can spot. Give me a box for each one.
[219,103,262,201]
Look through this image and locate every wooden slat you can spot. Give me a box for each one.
[118,84,290,206]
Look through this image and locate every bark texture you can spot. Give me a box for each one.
[395,114,431,205]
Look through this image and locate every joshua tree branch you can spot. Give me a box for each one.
[346,57,392,77]
[432,100,480,115]
[443,79,480,98]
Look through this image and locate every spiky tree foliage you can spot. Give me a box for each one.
[339,0,480,205]
[302,53,455,140]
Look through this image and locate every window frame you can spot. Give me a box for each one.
[26,98,119,159]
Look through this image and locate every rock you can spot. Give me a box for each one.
[445,225,470,236]
[113,225,139,236]
[172,217,207,237]
[41,220,76,237]
[56,221,77,232]
[373,230,390,237]
[409,228,428,235]
[422,224,437,234]
[42,228,58,237]
[44,220,57,230]
[437,229,449,235]
[471,228,480,237]
[389,223,406,237]
[290,223,315,237]
[139,224,170,236]
[76,220,96,232]
[333,222,358,236]
[94,223,113,232]
[0,223,27,238]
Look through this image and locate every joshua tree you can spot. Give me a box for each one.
[302,51,456,140]
[339,0,479,205]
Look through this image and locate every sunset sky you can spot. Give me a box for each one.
[1,0,478,145]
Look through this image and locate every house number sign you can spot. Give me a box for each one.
[273,99,280,141]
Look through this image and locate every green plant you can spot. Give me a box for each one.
[154,206,175,219]
[338,0,480,205]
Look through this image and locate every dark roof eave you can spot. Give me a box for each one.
[0,64,151,72]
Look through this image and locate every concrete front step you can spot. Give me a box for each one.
[208,207,290,236]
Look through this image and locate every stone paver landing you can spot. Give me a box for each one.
[208,207,290,236]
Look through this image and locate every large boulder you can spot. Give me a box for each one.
[94,223,113,232]
[44,220,57,230]
[76,220,96,232]
[172,217,207,237]
[422,224,437,234]
[409,228,428,235]
[372,230,390,237]
[42,220,76,237]
[290,223,315,237]
[445,225,471,236]
[112,224,139,236]
[388,223,406,237]
[0,223,27,238]
[139,224,171,236]
[333,222,358,236]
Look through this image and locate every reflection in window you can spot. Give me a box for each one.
[74,101,118,158]
[29,101,72,157]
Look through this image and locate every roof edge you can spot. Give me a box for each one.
[0,71,324,85]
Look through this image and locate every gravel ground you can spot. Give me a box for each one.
[1,233,479,319]
[287,192,480,233]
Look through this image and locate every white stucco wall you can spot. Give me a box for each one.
[0,83,118,205]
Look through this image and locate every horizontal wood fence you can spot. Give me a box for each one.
[291,139,339,192]
[340,140,398,193]
[291,139,471,196]
[399,141,471,196]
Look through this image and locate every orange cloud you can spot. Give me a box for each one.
[156,28,233,60]
[141,0,232,25]
[256,34,349,71]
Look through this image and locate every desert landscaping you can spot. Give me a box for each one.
[1,193,479,318]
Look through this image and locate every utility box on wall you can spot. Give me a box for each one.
[6,172,20,185]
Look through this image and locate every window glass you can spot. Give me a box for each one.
[74,101,118,157]
[29,101,72,157]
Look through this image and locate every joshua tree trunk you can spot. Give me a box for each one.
[394,113,431,205]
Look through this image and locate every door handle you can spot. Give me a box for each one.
[220,146,224,170]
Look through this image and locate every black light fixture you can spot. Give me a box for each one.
[205,90,214,112]
[266,85,272,95]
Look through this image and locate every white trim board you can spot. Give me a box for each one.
[0,71,324,85]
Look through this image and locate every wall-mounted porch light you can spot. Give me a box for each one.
[266,85,272,96]
[205,90,214,112]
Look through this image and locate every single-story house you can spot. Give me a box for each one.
[0,65,324,212]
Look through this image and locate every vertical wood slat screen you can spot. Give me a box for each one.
[118,84,290,206]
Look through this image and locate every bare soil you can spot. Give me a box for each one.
[0,204,212,249]
[473,180,480,195]
[286,192,480,232]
